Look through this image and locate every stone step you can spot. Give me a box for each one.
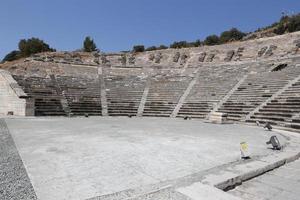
[254,112,293,117]
[250,115,286,122]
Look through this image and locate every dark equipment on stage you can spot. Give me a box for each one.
[266,136,281,150]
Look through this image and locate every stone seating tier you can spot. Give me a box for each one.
[248,79,300,128]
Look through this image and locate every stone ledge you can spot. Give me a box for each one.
[201,150,300,191]
[176,182,242,200]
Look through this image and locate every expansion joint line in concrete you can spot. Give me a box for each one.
[171,69,201,118]
[49,74,71,115]
[98,67,108,116]
[245,74,300,121]
[207,74,248,119]
[137,77,151,117]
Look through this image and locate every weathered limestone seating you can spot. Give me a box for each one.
[177,65,246,119]
[247,72,300,128]
[105,75,147,116]
[10,32,299,71]
[291,114,300,130]
[2,32,300,131]
[56,76,102,116]
[13,75,65,116]
[142,75,192,117]
[171,69,200,118]
[224,50,235,62]
[198,52,207,62]
[26,52,99,66]
[218,66,300,121]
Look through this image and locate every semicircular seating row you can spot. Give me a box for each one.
[12,62,300,131]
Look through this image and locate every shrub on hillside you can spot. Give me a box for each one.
[204,35,220,46]
[83,36,97,52]
[170,41,189,49]
[2,50,21,62]
[2,38,55,62]
[273,14,300,35]
[287,14,300,32]
[145,46,157,51]
[192,39,202,47]
[132,45,145,53]
[219,28,246,43]
[18,38,55,57]
[157,45,168,50]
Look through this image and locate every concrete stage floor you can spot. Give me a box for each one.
[5,117,290,200]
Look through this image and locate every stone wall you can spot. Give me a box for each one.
[103,31,300,68]
[0,70,34,116]
[2,31,300,79]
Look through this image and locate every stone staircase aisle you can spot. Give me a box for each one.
[142,74,192,117]
[56,76,102,116]
[105,74,147,116]
[177,65,244,119]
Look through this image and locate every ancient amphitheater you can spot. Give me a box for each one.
[1,32,300,200]
[1,32,300,130]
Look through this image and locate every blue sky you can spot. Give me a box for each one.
[1,0,300,59]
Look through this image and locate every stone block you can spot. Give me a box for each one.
[209,112,228,124]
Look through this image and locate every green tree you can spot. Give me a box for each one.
[204,35,220,46]
[132,45,145,52]
[157,45,168,50]
[2,38,55,62]
[170,41,189,49]
[146,46,157,51]
[2,50,20,62]
[18,38,55,57]
[273,14,300,35]
[83,36,97,52]
[219,28,246,43]
[193,39,202,47]
[287,14,300,32]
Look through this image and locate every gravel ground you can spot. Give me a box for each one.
[0,119,37,200]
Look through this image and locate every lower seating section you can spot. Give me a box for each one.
[105,75,146,116]
[219,67,300,121]
[56,76,102,116]
[143,75,192,117]
[13,75,66,116]
[178,65,243,119]
[248,78,300,128]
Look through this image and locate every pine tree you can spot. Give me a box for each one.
[83,36,97,52]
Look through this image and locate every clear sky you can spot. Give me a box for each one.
[1,0,300,59]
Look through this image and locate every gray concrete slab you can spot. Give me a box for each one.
[176,182,242,200]
[4,117,293,200]
[228,158,300,200]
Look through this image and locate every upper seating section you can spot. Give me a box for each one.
[101,32,300,68]
[3,31,298,72]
